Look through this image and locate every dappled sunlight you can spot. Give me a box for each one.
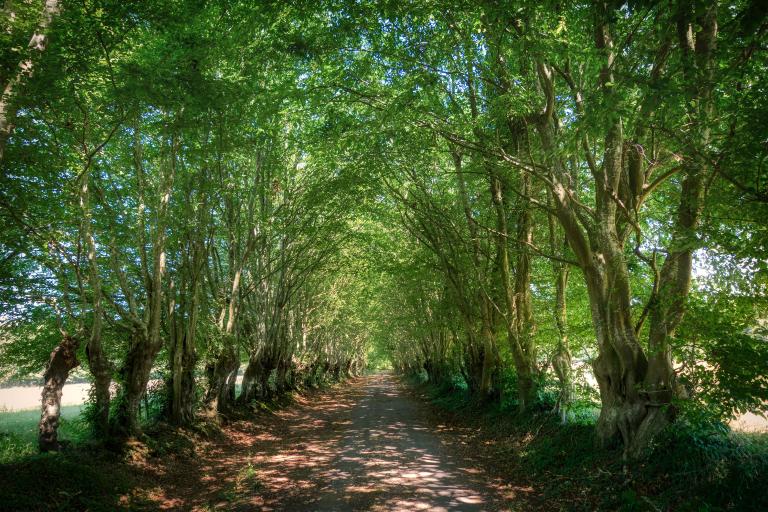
[226,374,515,511]
[124,375,518,510]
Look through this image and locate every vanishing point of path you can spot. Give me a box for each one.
[146,374,514,511]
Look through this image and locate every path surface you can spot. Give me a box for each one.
[292,374,505,511]
[142,374,512,511]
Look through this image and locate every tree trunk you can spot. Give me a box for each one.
[537,82,664,455]
[168,279,201,424]
[111,124,174,437]
[478,309,499,400]
[169,329,197,425]
[551,264,572,424]
[589,121,658,454]
[490,165,538,411]
[275,359,293,393]
[87,357,111,436]
[452,148,499,400]
[206,342,240,414]
[113,334,163,437]
[207,234,253,414]
[238,352,263,404]
[513,170,537,409]
[168,191,206,425]
[80,160,111,436]
[461,333,485,395]
[38,333,79,452]
[547,191,572,423]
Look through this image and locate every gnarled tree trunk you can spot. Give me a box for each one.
[168,328,198,426]
[114,333,163,436]
[206,341,240,413]
[167,230,205,426]
[38,333,79,452]
[80,169,111,435]
[490,165,538,411]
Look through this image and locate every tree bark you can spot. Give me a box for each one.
[169,324,199,426]
[452,149,499,399]
[491,165,538,411]
[206,219,255,414]
[38,333,79,452]
[551,265,571,424]
[207,341,240,412]
[114,333,160,436]
[167,207,206,425]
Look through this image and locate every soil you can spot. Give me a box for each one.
[129,374,518,511]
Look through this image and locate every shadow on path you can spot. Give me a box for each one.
[134,374,514,511]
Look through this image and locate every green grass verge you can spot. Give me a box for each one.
[0,406,145,511]
[0,405,86,464]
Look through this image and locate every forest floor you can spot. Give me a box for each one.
[125,373,518,511]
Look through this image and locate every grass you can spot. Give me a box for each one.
[0,405,86,463]
[0,405,152,511]
[0,406,140,511]
[218,462,264,505]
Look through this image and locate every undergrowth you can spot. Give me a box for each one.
[0,447,137,511]
[407,375,768,512]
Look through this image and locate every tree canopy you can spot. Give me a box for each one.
[0,0,766,463]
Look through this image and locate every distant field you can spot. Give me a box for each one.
[731,411,768,433]
[0,383,90,412]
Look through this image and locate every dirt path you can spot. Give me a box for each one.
[296,374,507,511]
[139,374,512,511]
